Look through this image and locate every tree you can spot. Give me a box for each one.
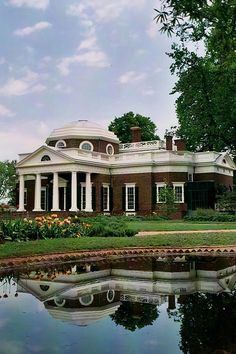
[158,182,178,218]
[110,301,159,331]
[0,160,17,204]
[108,112,159,143]
[154,0,236,154]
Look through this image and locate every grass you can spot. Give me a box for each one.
[126,220,236,232]
[0,231,236,259]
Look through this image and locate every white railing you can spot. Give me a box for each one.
[119,140,166,152]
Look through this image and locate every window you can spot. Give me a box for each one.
[156,183,166,203]
[79,294,94,306]
[24,188,27,206]
[80,184,86,210]
[102,184,110,211]
[125,184,135,211]
[173,183,184,203]
[156,182,184,203]
[80,141,93,151]
[188,173,193,182]
[41,155,51,161]
[41,187,47,211]
[56,140,66,149]
[106,144,114,155]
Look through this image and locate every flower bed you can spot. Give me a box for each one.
[0,214,136,242]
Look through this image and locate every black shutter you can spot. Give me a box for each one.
[92,186,96,211]
[78,185,81,210]
[101,186,104,211]
[152,185,157,206]
[122,187,126,211]
[109,187,113,212]
[135,186,139,211]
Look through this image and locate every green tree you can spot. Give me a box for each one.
[158,182,178,218]
[108,112,159,143]
[154,0,236,154]
[110,301,159,331]
[0,160,17,204]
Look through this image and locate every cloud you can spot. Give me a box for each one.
[0,104,15,117]
[118,70,146,84]
[0,57,6,65]
[0,70,46,96]
[57,34,109,75]
[67,0,146,23]
[14,21,52,37]
[7,0,49,10]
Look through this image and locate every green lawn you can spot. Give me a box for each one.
[126,221,236,232]
[0,231,236,259]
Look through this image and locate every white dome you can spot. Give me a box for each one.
[46,120,119,144]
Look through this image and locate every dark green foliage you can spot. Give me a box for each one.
[216,188,236,212]
[185,208,236,222]
[108,111,159,143]
[155,0,236,154]
[110,302,159,331]
[0,160,17,204]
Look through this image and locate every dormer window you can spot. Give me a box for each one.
[41,155,51,161]
[80,141,93,151]
[56,140,66,149]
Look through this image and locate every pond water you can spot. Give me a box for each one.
[0,254,236,354]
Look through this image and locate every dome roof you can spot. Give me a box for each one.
[46,120,119,144]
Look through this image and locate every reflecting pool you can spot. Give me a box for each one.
[1,254,236,354]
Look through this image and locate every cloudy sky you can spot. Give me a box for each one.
[0,0,178,160]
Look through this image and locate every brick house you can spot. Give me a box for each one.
[16,120,235,217]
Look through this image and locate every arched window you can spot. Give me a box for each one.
[56,140,66,149]
[80,141,93,151]
[41,155,51,161]
[106,144,114,155]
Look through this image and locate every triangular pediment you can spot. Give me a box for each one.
[215,153,236,170]
[17,145,76,167]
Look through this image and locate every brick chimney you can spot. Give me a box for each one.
[165,135,173,151]
[174,139,186,151]
[131,126,141,142]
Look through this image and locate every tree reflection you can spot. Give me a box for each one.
[170,291,236,354]
[110,301,159,331]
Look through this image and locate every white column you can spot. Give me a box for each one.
[33,173,43,211]
[85,172,93,212]
[69,171,78,212]
[17,174,26,212]
[51,172,60,211]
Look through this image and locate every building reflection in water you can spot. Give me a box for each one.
[1,254,236,354]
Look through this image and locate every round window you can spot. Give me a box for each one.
[107,290,115,303]
[79,294,94,306]
[56,140,66,149]
[80,141,93,151]
[54,297,66,307]
[106,144,114,155]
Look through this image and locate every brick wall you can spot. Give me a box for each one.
[48,138,119,154]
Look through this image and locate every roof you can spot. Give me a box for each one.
[45,120,119,144]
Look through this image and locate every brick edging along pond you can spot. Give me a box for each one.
[1,245,236,271]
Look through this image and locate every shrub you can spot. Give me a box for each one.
[184,209,236,222]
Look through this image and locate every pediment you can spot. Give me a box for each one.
[17,145,75,168]
[215,153,236,170]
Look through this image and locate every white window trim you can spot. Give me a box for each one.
[125,183,136,212]
[106,144,114,155]
[55,139,66,149]
[41,186,47,211]
[80,182,86,211]
[173,182,185,203]
[102,183,110,211]
[79,140,94,151]
[155,182,166,203]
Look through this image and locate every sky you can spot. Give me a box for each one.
[0,0,178,160]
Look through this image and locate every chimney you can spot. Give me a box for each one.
[174,139,186,151]
[165,135,173,151]
[131,126,141,142]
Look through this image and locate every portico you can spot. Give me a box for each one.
[17,170,94,213]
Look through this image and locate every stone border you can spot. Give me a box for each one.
[1,245,236,271]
